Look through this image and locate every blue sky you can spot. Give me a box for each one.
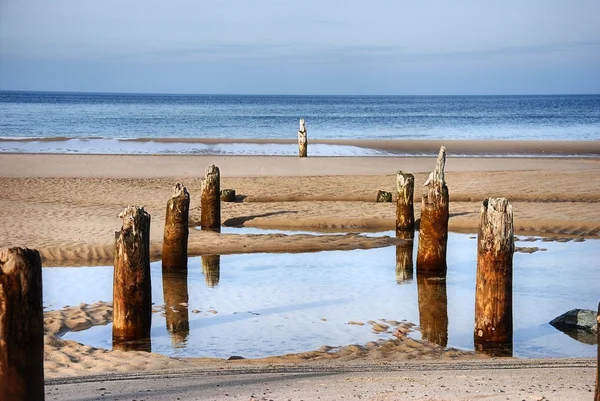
[1,0,599,95]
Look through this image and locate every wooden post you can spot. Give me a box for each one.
[220,189,236,202]
[201,164,221,230]
[202,255,221,287]
[417,272,448,347]
[162,267,189,345]
[396,171,415,240]
[298,118,307,157]
[113,206,152,348]
[417,146,449,274]
[376,190,392,203]
[395,243,414,284]
[162,183,190,270]
[0,247,44,401]
[595,302,599,401]
[474,198,514,355]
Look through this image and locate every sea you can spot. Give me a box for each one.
[1,91,599,156]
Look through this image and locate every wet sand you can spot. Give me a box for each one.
[0,145,598,397]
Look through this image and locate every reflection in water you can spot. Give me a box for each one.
[112,338,152,352]
[162,267,190,346]
[417,272,448,347]
[475,341,513,357]
[202,255,221,287]
[395,243,414,284]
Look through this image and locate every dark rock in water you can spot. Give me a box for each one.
[550,309,597,344]
[376,190,392,203]
[227,355,245,360]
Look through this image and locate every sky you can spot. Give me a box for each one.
[1,0,599,95]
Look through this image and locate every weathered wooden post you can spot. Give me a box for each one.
[220,189,236,202]
[417,146,449,274]
[596,302,600,401]
[474,198,514,356]
[162,267,189,345]
[417,272,448,347]
[396,171,415,240]
[113,206,152,350]
[0,247,44,401]
[201,164,221,231]
[162,183,190,270]
[202,255,221,287]
[298,118,307,157]
[395,243,414,284]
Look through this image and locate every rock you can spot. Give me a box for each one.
[227,355,245,360]
[550,309,597,333]
[376,190,392,202]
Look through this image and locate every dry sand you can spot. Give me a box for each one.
[0,143,598,398]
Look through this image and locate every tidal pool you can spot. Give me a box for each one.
[44,231,599,359]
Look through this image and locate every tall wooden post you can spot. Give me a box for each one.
[595,302,599,401]
[395,243,414,284]
[396,171,415,240]
[162,267,189,345]
[0,247,44,401]
[162,183,190,269]
[201,165,221,230]
[417,272,448,347]
[113,206,152,348]
[417,146,449,274]
[474,198,514,355]
[202,255,221,287]
[298,118,307,157]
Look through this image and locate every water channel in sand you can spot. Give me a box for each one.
[44,229,599,359]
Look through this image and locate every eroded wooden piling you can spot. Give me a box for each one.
[113,206,152,347]
[201,165,221,230]
[0,247,44,401]
[220,189,236,202]
[396,171,415,240]
[298,118,307,157]
[474,198,514,355]
[417,272,448,347]
[162,267,189,345]
[416,146,449,274]
[162,183,190,269]
[202,255,221,287]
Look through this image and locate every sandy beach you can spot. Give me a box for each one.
[0,140,598,399]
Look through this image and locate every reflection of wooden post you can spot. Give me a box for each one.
[417,146,449,274]
[162,183,190,269]
[396,171,415,240]
[474,198,514,354]
[395,243,414,284]
[162,267,189,345]
[594,303,599,401]
[202,255,221,287]
[113,206,152,346]
[201,165,221,230]
[417,272,448,347]
[0,248,44,401]
[298,119,307,157]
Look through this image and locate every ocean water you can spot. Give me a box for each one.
[1,91,599,155]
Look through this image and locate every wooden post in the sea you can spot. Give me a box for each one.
[396,171,415,240]
[416,146,449,274]
[202,255,221,287]
[0,247,44,401]
[474,198,514,354]
[595,302,599,401]
[113,206,152,346]
[201,164,221,230]
[162,183,190,269]
[298,118,307,157]
[162,267,189,345]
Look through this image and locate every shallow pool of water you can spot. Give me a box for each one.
[45,231,599,359]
